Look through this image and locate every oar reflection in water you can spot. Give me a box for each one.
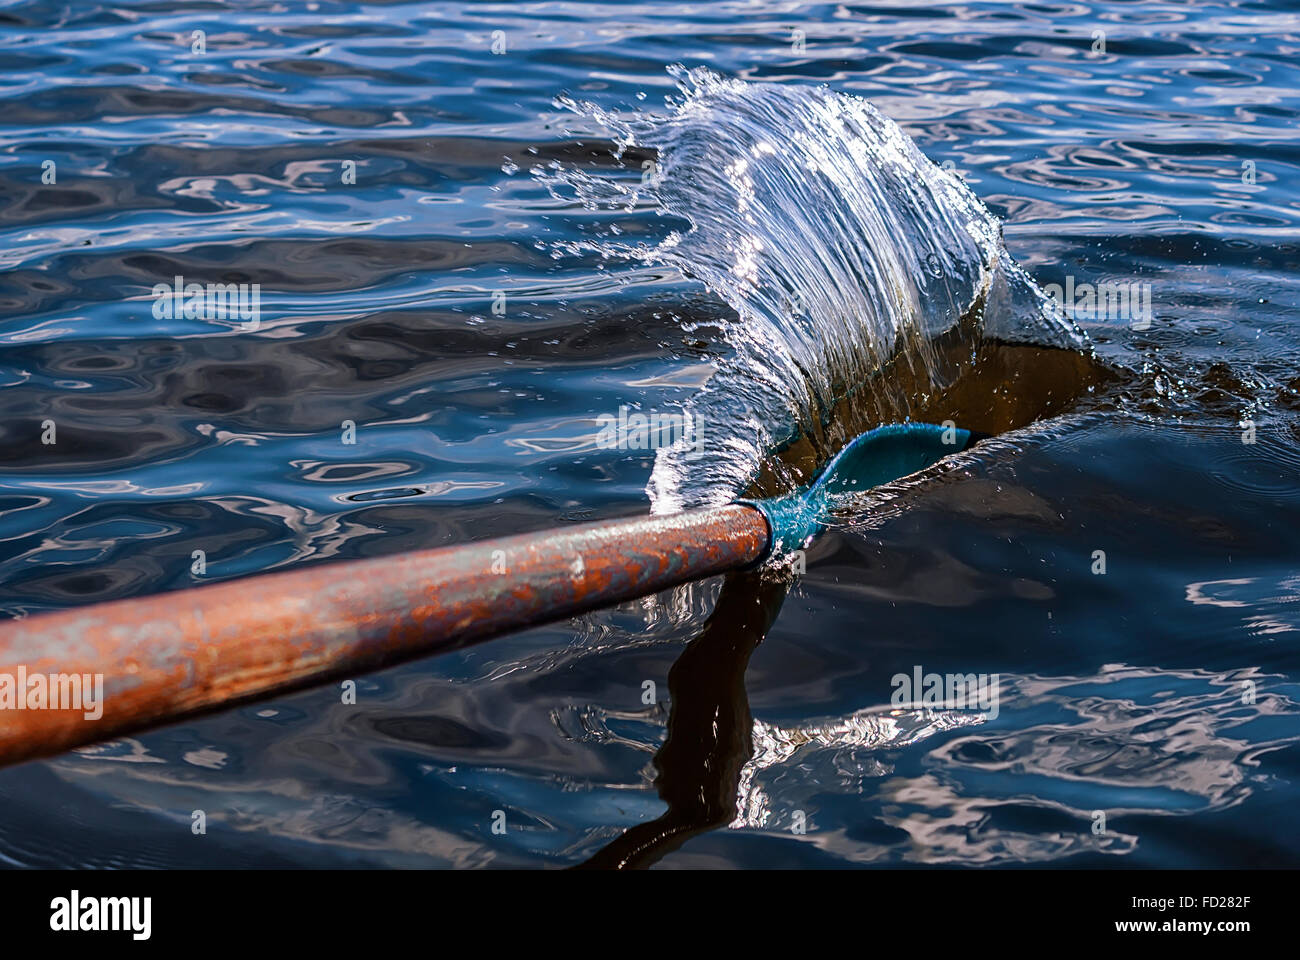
[579,568,789,869]
[580,340,1112,868]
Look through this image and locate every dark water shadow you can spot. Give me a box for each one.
[579,340,1113,868]
[577,568,789,869]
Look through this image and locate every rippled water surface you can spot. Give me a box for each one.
[1,0,1299,868]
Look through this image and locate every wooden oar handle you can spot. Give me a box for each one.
[0,504,769,767]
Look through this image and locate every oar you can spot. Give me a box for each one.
[0,422,978,767]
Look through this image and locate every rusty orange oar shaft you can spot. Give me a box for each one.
[0,504,770,767]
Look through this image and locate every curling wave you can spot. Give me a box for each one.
[538,66,1084,511]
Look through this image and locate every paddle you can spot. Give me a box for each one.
[0,422,979,767]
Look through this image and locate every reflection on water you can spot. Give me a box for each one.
[732,706,988,832]
[729,664,1300,865]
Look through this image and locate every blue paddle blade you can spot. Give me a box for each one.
[743,422,975,555]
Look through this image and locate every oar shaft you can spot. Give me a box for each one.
[0,504,769,767]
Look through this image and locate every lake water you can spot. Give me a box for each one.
[1,0,1298,868]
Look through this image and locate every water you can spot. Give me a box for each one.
[0,0,1298,868]
[539,65,1085,511]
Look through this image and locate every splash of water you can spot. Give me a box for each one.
[539,66,1083,511]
